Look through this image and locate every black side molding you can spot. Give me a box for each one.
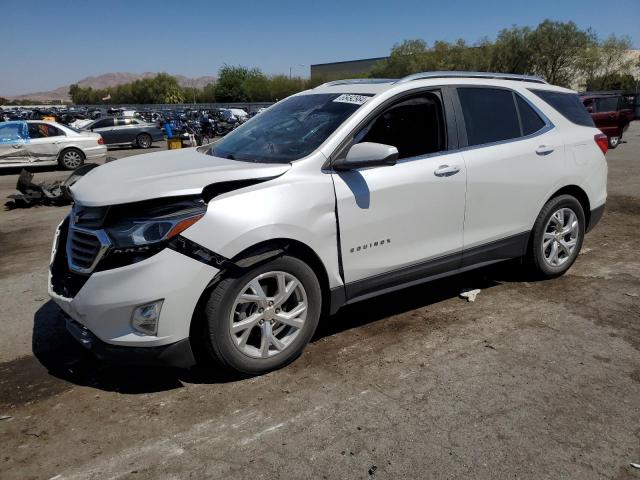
[586,203,605,233]
[328,231,531,313]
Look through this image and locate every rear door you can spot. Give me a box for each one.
[592,96,620,137]
[455,87,563,265]
[89,118,116,144]
[26,123,65,162]
[332,89,467,299]
[112,118,139,144]
[0,121,29,164]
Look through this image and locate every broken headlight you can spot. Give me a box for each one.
[105,197,206,253]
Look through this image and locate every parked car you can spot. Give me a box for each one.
[0,120,106,169]
[82,116,164,149]
[50,72,607,375]
[581,93,634,148]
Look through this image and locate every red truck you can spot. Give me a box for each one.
[581,93,635,149]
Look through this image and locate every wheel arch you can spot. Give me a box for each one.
[189,238,333,351]
[545,184,591,227]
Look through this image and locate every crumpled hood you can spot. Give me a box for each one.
[70,148,290,206]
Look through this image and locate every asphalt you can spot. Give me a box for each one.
[0,129,639,480]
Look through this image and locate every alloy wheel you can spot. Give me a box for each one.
[541,207,580,267]
[229,271,308,359]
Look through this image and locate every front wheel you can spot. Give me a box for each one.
[201,255,322,375]
[608,136,620,149]
[526,195,585,279]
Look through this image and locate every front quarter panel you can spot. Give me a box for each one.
[182,154,343,288]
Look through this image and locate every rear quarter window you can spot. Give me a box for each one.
[530,89,594,127]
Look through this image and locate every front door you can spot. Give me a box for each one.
[332,91,466,300]
[0,121,29,164]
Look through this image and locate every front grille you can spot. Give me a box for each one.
[67,229,102,271]
[51,218,90,298]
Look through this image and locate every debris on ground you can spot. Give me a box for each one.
[5,164,98,209]
[625,292,639,298]
[0,415,12,421]
[368,465,377,475]
[460,289,481,302]
[579,247,593,256]
[5,170,70,209]
[631,462,640,469]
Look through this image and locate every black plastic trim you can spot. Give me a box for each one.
[328,231,530,313]
[461,232,529,268]
[66,317,196,368]
[586,203,605,233]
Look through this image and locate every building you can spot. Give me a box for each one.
[310,57,388,81]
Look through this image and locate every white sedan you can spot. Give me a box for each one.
[0,120,107,170]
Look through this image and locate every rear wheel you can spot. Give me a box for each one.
[201,255,321,375]
[59,148,84,170]
[527,195,585,278]
[608,136,620,149]
[136,133,152,149]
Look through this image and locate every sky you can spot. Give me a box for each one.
[2,0,639,96]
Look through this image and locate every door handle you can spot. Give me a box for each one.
[535,145,554,156]
[434,164,460,177]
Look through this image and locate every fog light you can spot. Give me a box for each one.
[131,300,163,335]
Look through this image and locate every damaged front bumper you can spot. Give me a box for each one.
[48,218,220,368]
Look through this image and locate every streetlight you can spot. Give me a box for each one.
[289,64,306,80]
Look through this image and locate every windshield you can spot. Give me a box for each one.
[208,93,372,163]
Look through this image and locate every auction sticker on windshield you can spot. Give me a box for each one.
[332,94,371,105]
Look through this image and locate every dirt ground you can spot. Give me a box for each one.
[0,129,639,480]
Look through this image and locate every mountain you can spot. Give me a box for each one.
[5,72,217,102]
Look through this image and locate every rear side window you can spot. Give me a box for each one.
[92,118,115,128]
[595,97,618,113]
[458,88,521,146]
[515,95,546,136]
[530,89,594,127]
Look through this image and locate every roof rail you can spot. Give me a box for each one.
[396,71,547,85]
[315,78,396,88]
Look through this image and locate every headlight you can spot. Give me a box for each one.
[105,197,206,251]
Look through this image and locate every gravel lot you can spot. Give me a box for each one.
[0,129,639,480]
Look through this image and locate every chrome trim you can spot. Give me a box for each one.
[397,71,547,85]
[66,216,111,275]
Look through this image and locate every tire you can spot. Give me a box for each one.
[58,148,85,170]
[608,136,620,149]
[527,194,585,279]
[136,133,152,149]
[201,255,322,375]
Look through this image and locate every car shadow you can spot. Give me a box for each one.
[26,261,534,397]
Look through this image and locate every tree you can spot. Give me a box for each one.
[490,26,533,73]
[527,20,597,87]
[215,65,251,102]
[581,35,635,90]
[370,39,430,77]
[243,69,270,101]
[586,73,637,91]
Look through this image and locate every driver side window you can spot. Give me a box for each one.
[355,92,446,159]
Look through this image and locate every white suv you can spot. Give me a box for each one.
[49,72,608,375]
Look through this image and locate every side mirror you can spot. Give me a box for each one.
[333,142,399,171]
